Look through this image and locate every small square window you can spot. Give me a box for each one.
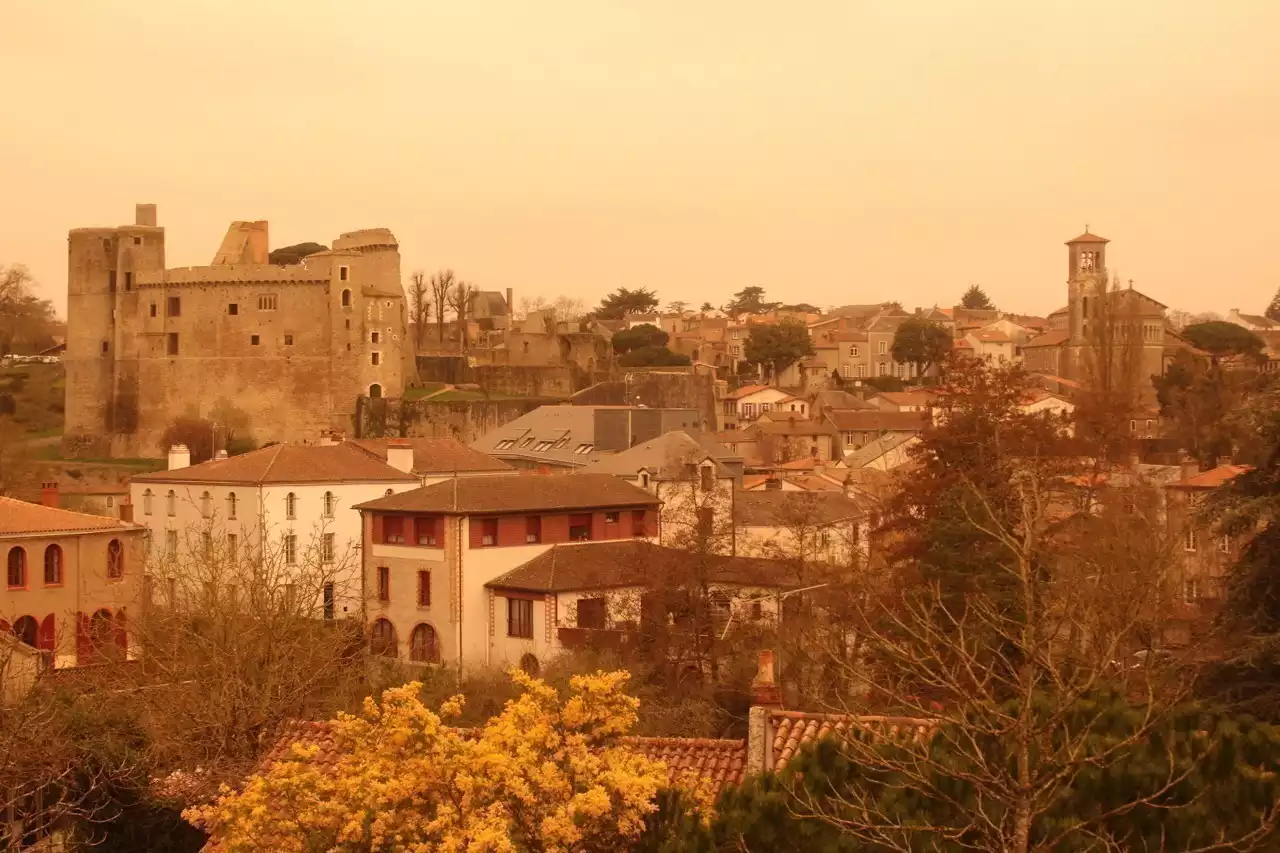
[251,335,260,346]
[605,511,619,523]
[133,236,142,246]
[228,303,238,315]
[371,352,381,366]
[284,334,294,346]
[339,266,349,282]
[371,331,380,344]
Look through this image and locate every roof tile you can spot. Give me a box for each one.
[355,473,659,515]
[133,444,417,485]
[0,496,140,537]
[345,438,512,474]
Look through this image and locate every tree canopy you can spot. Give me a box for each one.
[612,323,669,355]
[189,670,671,853]
[617,345,691,367]
[890,318,952,378]
[724,286,778,317]
[743,319,814,381]
[594,287,659,320]
[1267,288,1280,323]
[960,284,996,311]
[267,242,327,265]
[1181,320,1265,362]
[0,264,58,356]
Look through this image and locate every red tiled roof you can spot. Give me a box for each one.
[870,391,937,407]
[354,473,659,514]
[1168,464,1251,490]
[724,384,777,400]
[969,330,1011,343]
[133,444,418,485]
[1023,329,1069,348]
[826,410,927,432]
[771,711,934,769]
[0,496,140,537]
[345,438,512,474]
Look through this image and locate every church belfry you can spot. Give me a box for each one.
[1066,229,1109,346]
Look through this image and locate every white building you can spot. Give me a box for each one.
[130,443,419,619]
[734,490,867,567]
[720,385,808,431]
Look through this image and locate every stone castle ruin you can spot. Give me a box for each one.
[63,204,410,458]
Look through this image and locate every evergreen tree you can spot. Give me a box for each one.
[890,318,953,378]
[1267,288,1280,322]
[724,286,779,316]
[743,319,814,382]
[960,284,995,311]
[594,287,660,320]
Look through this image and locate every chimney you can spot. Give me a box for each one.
[386,438,415,473]
[747,649,783,775]
[506,287,514,316]
[168,444,191,471]
[751,649,783,707]
[40,482,59,508]
[1180,455,1199,482]
[135,203,157,227]
[119,500,134,523]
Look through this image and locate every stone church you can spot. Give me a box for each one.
[1023,231,1177,408]
[63,205,410,458]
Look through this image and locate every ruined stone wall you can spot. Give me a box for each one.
[414,357,578,398]
[571,370,718,432]
[356,397,550,443]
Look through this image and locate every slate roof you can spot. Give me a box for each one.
[734,490,862,527]
[826,410,927,432]
[354,474,659,515]
[752,418,837,437]
[486,540,797,593]
[578,430,737,479]
[771,711,934,770]
[133,444,418,486]
[842,433,918,468]
[0,497,141,538]
[345,438,512,474]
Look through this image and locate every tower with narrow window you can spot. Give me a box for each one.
[1066,229,1109,347]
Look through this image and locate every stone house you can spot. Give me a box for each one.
[734,490,867,567]
[64,206,410,459]
[749,414,839,463]
[130,442,420,620]
[1,494,146,673]
[1164,463,1250,609]
[720,385,807,431]
[963,329,1015,362]
[827,409,927,454]
[356,474,661,672]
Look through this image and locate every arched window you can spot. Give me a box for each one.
[370,619,397,657]
[341,289,352,308]
[409,623,439,663]
[369,384,383,399]
[200,491,212,518]
[285,492,297,520]
[166,490,176,516]
[323,491,335,518]
[227,492,237,519]
[107,539,124,580]
[12,615,38,647]
[44,545,62,585]
[143,489,153,516]
[519,653,540,676]
[6,547,27,588]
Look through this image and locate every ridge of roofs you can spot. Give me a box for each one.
[354,473,659,514]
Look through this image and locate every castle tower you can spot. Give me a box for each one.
[1066,229,1109,346]
[63,205,165,457]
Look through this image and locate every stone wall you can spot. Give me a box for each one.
[414,357,580,398]
[356,397,551,443]
[571,370,718,432]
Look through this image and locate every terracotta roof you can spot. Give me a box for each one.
[345,438,512,474]
[969,330,1011,343]
[580,431,738,479]
[1023,329,1069,348]
[826,410,927,432]
[741,474,772,490]
[487,540,797,593]
[734,490,862,526]
[354,473,659,515]
[133,444,418,486]
[771,711,934,770]
[869,391,936,408]
[1168,464,1251,490]
[753,418,836,437]
[621,737,746,792]
[776,457,820,470]
[953,339,974,350]
[1066,231,1110,244]
[724,384,777,400]
[785,474,845,492]
[1049,305,1069,317]
[0,496,140,537]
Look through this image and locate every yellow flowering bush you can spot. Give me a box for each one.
[186,669,668,852]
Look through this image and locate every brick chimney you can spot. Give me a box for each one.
[747,649,783,776]
[751,649,783,708]
[119,500,134,523]
[385,438,414,473]
[40,481,59,508]
[168,444,191,471]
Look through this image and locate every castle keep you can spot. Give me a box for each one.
[63,205,409,458]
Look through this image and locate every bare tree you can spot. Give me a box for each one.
[447,280,477,353]
[407,271,431,353]
[428,270,455,348]
[0,265,56,357]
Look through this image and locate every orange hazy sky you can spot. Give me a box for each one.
[2,0,1278,319]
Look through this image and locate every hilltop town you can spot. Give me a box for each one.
[3,205,1280,850]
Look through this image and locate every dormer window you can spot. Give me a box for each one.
[574,443,594,455]
[533,440,554,452]
[640,472,650,489]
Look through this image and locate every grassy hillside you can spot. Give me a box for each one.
[0,361,64,438]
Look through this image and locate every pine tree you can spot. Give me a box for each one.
[960,284,995,311]
[1267,287,1280,322]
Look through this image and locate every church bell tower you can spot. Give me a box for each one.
[1066,229,1109,345]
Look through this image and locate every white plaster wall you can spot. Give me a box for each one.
[460,536,554,667]
[488,593,548,668]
